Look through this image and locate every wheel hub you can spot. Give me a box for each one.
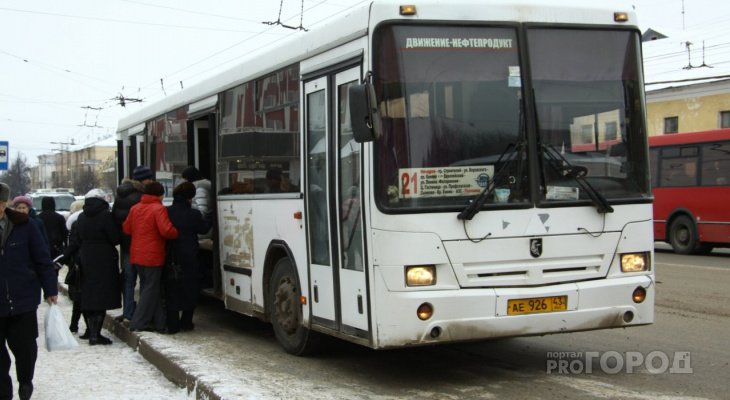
[274,276,299,336]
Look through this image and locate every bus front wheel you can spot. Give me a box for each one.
[668,215,698,255]
[269,258,321,356]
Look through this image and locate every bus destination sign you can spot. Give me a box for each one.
[398,166,494,198]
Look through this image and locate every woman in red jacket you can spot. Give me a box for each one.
[123,182,178,332]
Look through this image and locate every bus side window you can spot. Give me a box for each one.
[701,143,730,186]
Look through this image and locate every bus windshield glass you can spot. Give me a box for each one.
[528,28,651,204]
[374,25,526,211]
[374,25,651,212]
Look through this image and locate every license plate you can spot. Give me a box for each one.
[507,295,567,315]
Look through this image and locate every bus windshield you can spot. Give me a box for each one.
[529,28,651,205]
[374,25,650,211]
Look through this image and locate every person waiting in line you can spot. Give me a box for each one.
[62,199,87,338]
[38,197,68,263]
[181,166,214,288]
[56,189,121,345]
[124,182,178,333]
[111,175,146,325]
[11,196,49,254]
[181,166,213,227]
[164,182,211,334]
[0,183,59,400]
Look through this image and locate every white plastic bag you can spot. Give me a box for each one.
[44,304,78,352]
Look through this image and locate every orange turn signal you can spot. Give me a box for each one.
[417,303,433,320]
[632,287,646,303]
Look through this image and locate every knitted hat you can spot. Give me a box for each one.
[173,181,196,199]
[144,181,165,197]
[133,165,152,181]
[41,196,56,211]
[85,188,107,200]
[0,183,9,203]
[181,166,202,182]
[12,195,33,209]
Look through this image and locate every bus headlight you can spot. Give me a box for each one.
[621,252,650,272]
[406,265,436,286]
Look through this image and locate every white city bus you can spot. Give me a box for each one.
[117,0,654,355]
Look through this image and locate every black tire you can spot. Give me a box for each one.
[668,215,698,255]
[269,258,322,356]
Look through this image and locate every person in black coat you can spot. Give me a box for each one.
[164,182,211,334]
[0,183,58,400]
[111,178,145,322]
[58,189,121,345]
[38,197,68,260]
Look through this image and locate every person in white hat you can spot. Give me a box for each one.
[56,189,120,345]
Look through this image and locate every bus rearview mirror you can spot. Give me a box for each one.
[349,83,381,143]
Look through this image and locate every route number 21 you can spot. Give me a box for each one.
[401,172,418,195]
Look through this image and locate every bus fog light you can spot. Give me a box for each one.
[623,311,634,323]
[430,326,441,338]
[417,303,433,320]
[406,265,436,286]
[621,252,649,272]
[632,287,646,303]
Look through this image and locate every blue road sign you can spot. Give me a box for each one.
[0,141,8,171]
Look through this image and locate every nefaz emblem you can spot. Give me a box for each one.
[529,238,543,258]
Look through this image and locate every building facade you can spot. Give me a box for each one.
[646,79,730,136]
[31,145,116,194]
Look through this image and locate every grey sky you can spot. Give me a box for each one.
[1,0,728,166]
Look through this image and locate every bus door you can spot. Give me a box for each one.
[187,114,220,297]
[304,66,369,337]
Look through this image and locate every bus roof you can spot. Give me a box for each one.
[116,0,638,134]
[648,129,730,147]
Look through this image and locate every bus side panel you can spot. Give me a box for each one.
[251,198,309,318]
[699,223,730,245]
[218,198,308,319]
[218,200,256,314]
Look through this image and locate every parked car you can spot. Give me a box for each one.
[29,192,76,217]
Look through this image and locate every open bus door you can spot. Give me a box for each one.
[187,111,221,299]
[304,65,370,340]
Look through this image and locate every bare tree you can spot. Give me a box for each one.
[75,167,98,195]
[0,152,32,198]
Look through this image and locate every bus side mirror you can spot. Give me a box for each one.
[349,83,381,143]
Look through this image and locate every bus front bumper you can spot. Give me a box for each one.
[373,274,654,349]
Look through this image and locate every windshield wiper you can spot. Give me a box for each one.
[531,89,613,214]
[457,142,524,220]
[458,97,528,221]
[540,144,614,214]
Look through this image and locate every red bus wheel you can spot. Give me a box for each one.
[668,215,697,255]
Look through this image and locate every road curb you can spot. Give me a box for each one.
[58,282,223,400]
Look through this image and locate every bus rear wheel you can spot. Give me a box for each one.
[668,215,698,255]
[269,258,321,356]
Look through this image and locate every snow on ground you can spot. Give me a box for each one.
[9,294,193,400]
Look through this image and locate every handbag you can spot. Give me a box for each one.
[64,263,78,286]
[164,240,185,282]
[44,304,78,351]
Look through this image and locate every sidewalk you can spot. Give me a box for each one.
[39,274,361,400]
[50,279,227,400]
[13,292,191,399]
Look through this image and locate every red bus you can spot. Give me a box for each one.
[649,129,730,254]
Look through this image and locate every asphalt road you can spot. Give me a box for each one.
[163,245,729,400]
